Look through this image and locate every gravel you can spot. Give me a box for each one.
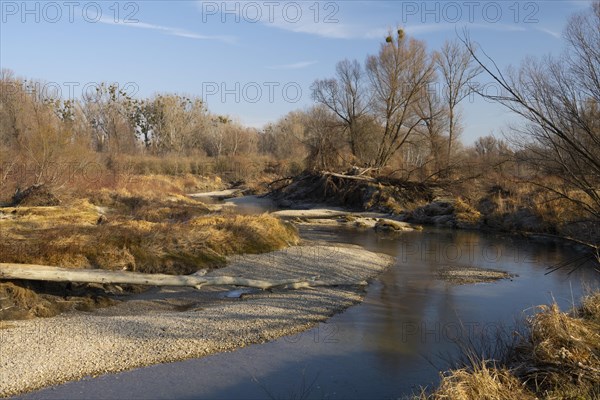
[437,265,514,284]
[0,244,393,398]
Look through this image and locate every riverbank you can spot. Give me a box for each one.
[268,171,600,248]
[0,244,394,398]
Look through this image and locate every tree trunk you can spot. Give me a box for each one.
[0,263,366,290]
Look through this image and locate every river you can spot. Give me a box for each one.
[18,197,600,399]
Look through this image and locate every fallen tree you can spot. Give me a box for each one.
[0,263,367,291]
[268,170,443,211]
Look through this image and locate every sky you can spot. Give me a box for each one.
[0,0,593,144]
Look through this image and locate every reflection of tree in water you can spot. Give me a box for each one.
[368,232,465,370]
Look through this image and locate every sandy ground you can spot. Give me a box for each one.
[271,208,416,232]
[189,189,243,200]
[271,208,350,219]
[0,244,393,398]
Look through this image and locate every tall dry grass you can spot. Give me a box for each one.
[0,200,298,274]
[419,360,536,400]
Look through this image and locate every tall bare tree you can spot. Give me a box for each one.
[145,94,207,155]
[82,83,133,153]
[301,105,345,170]
[436,39,482,170]
[311,59,369,162]
[366,29,435,168]
[415,79,449,178]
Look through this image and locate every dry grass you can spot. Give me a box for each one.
[473,180,598,241]
[513,294,600,398]
[418,291,600,400]
[0,183,299,320]
[419,360,536,400]
[0,281,116,320]
[0,205,298,274]
[454,198,482,226]
[87,188,212,222]
[189,214,299,255]
[79,172,225,200]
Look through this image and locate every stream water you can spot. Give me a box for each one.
[18,198,600,400]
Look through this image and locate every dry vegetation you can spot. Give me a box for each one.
[0,173,299,320]
[418,292,600,400]
[420,361,536,400]
[0,193,298,274]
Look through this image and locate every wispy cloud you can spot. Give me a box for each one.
[469,23,527,32]
[405,22,527,36]
[193,1,528,40]
[194,0,383,40]
[266,60,318,70]
[403,24,456,35]
[536,27,561,39]
[268,21,385,40]
[97,18,237,44]
[245,17,523,40]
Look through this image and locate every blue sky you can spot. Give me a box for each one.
[0,0,592,144]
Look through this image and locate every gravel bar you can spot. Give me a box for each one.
[0,244,393,397]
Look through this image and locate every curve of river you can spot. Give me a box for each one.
[18,197,600,399]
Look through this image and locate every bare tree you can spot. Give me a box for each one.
[205,116,226,158]
[145,94,207,155]
[260,112,307,161]
[366,29,435,168]
[82,83,134,153]
[301,105,345,170]
[311,59,369,162]
[415,79,449,178]
[436,39,482,170]
[462,2,600,221]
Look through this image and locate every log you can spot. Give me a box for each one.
[0,263,366,290]
[322,171,377,182]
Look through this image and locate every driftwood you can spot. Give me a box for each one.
[0,263,366,290]
[322,171,377,182]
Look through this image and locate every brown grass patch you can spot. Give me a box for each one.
[454,198,482,227]
[0,281,116,320]
[420,361,536,400]
[513,295,600,398]
[1,209,298,274]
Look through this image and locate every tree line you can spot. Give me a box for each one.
[0,2,598,227]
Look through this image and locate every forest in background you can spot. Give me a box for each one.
[0,3,598,250]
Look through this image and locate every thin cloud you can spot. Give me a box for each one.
[266,60,318,70]
[258,18,525,40]
[469,23,526,32]
[193,0,526,40]
[536,27,562,39]
[193,0,383,40]
[269,21,385,40]
[404,22,526,37]
[404,24,457,35]
[97,18,237,44]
